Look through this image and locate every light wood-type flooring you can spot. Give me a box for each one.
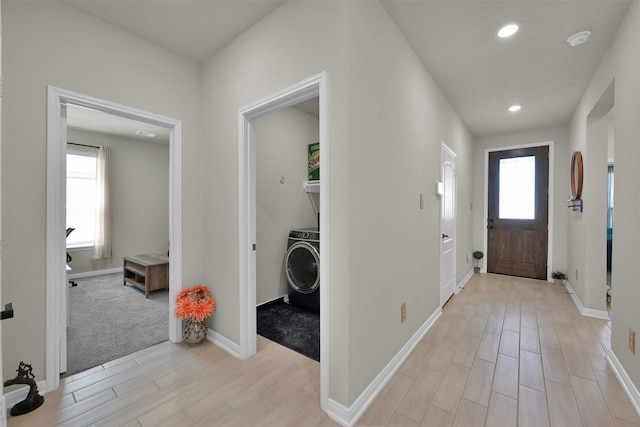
[8,274,640,426]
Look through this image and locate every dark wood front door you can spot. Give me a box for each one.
[487,146,549,280]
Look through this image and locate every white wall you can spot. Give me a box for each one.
[345,1,474,402]
[254,106,319,305]
[201,0,352,404]
[583,115,609,311]
[67,129,170,274]
[473,126,570,277]
[201,0,473,407]
[2,0,204,382]
[569,0,640,390]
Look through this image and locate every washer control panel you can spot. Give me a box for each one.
[289,228,320,241]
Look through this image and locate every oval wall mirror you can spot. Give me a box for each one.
[571,151,583,200]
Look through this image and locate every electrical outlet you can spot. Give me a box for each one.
[630,329,636,353]
[401,303,406,322]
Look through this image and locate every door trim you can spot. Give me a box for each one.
[46,86,183,391]
[483,140,554,280]
[238,72,329,410]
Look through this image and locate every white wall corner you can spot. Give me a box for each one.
[563,280,609,320]
[330,308,442,427]
[207,329,241,359]
[605,346,640,417]
[456,269,474,293]
[326,399,351,427]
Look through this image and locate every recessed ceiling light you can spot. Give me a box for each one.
[135,130,156,137]
[567,30,591,47]
[498,24,519,38]
[508,105,522,112]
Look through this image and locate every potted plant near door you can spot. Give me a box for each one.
[551,271,567,286]
[473,251,484,273]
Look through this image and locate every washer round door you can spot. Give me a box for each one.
[285,241,320,294]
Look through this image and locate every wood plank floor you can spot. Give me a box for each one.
[8,274,640,426]
[357,274,640,427]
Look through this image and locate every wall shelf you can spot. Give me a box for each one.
[303,180,320,193]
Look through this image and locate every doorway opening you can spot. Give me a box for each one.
[585,80,614,317]
[64,104,171,375]
[46,86,183,391]
[238,72,329,410]
[254,97,320,362]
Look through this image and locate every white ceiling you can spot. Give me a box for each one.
[61,0,631,139]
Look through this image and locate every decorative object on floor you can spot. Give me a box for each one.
[182,318,208,346]
[175,284,216,346]
[257,298,320,362]
[472,250,484,273]
[551,271,567,285]
[4,362,44,416]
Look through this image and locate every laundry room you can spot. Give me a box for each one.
[254,97,320,362]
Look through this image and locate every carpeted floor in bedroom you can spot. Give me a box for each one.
[66,273,169,375]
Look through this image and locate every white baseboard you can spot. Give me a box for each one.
[4,380,47,410]
[456,269,474,293]
[563,280,609,320]
[326,308,442,427]
[69,267,122,280]
[605,346,640,417]
[207,329,241,359]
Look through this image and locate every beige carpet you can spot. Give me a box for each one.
[66,273,169,375]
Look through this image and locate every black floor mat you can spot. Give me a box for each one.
[257,298,320,362]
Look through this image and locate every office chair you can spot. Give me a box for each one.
[66,228,77,287]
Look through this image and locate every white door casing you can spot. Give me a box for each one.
[440,143,456,306]
[46,87,183,391]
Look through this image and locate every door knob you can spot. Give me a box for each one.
[442,234,449,239]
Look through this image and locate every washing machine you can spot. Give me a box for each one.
[285,228,320,314]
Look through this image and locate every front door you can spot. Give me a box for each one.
[440,144,456,305]
[487,146,549,280]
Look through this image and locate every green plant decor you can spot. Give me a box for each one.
[551,271,567,280]
[472,251,484,270]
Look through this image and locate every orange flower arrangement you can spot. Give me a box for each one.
[174,285,216,322]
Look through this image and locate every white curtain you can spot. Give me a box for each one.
[92,146,112,259]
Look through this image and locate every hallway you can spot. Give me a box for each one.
[358,274,638,426]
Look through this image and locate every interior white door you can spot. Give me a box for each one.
[440,144,456,306]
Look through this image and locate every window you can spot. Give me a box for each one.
[66,149,97,248]
[499,155,536,220]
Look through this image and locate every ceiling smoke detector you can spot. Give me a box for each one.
[567,31,591,47]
